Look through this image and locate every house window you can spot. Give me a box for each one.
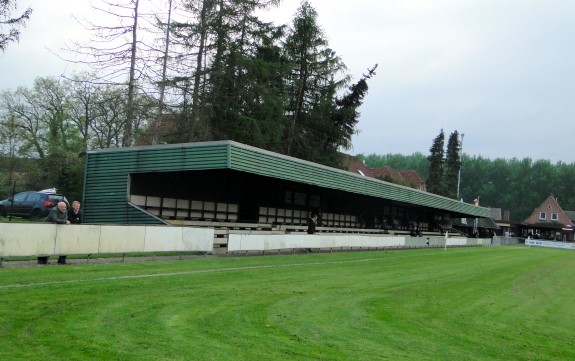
[551,213,558,221]
[539,212,546,220]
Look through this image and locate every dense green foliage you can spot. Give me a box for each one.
[0,76,155,199]
[362,152,575,221]
[165,0,375,167]
[1,247,574,360]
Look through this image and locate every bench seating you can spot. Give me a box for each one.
[130,194,239,222]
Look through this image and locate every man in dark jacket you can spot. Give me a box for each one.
[46,202,70,225]
[45,201,70,264]
[307,213,318,234]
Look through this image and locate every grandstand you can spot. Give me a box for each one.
[83,140,492,251]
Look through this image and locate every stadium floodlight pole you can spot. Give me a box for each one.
[456,133,465,200]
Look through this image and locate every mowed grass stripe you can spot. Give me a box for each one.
[0,247,573,361]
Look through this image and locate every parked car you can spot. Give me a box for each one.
[0,190,69,218]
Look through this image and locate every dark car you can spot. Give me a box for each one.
[0,191,69,218]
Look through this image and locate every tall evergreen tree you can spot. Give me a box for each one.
[150,0,374,167]
[320,65,377,167]
[208,19,288,149]
[283,0,348,162]
[444,130,461,199]
[167,0,217,143]
[168,0,284,144]
[225,25,289,150]
[427,129,445,195]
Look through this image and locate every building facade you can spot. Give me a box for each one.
[523,194,574,241]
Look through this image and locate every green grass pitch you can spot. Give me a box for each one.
[0,246,574,360]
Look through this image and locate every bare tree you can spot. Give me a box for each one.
[63,0,151,146]
[90,86,129,148]
[67,73,152,150]
[151,0,173,145]
[163,0,283,142]
[0,0,32,51]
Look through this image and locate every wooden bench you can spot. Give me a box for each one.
[130,194,239,222]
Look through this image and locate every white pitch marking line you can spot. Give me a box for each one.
[0,247,513,289]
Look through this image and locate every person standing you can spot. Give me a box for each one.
[307,213,318,234]
[46,201,70,225]
[68,201,83,224]
[45,201,70,264]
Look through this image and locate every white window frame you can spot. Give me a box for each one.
[539,212,546,220]
[551,213,558,221]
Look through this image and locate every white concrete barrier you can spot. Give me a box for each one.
[427,236,448,247]
[54,225,102,255]
[144,226,186,252]
[476,238,493,246]
[182,227,214,251]
[493,236,522,246]
[98,225,147,254]
[0,223,214,257]
[405,237,430,247]
[227,233,406,251]
[446,237,470,246]
[0,223,58,257]
[0,222,499,258]
[227,233,494,252]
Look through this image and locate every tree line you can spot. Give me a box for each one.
[361,149,575,222]
[59,0,375,162]
[8,0,568,224]
[0,0,376,201]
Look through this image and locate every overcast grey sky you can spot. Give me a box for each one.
[2,0,574,163]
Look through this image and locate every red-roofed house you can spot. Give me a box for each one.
[343,157,426,191]
[523,194,574,241]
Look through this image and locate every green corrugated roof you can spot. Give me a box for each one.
[84,140,490,224]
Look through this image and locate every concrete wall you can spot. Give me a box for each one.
[493,236,523,246]
[0,222,497,258]
[227,233,493,252]
[227,234,406,251]
[0,224,214,257]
